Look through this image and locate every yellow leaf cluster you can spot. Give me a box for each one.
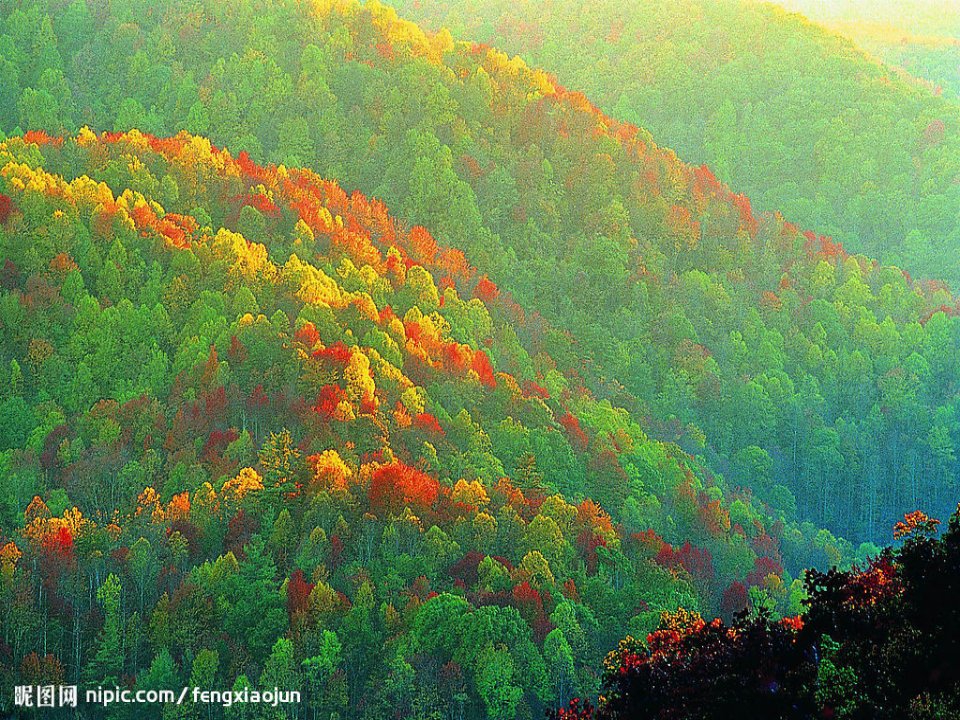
[307,449,353,492]
[221,467,265,501]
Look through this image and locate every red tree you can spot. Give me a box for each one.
[413,412,445,436]
[471,349,496,388]
[313,341,352,368]
[287,569,315,616]
[473,275,500,303]
[314,384,347,420]
[0,194,13,224]
[368,462,440,515]
[720,581,749,619]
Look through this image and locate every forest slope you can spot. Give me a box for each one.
[2,0,960,545]
[0,128,782,718]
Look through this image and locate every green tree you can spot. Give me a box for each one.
[86,574,124,686]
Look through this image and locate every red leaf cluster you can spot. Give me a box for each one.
[368,461,440,515]
[287,569,315,616]
[314,384,347,420]
[313,341,352,368]
[473,275,500,303]
[0,194,13,224]
[413,412,444,436]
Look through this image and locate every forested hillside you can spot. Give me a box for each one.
[2,0,960,718]
[2,0,959,550]
[0,129,797,718]
[395,0,960,286]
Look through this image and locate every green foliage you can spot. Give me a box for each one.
[0,1,957,717]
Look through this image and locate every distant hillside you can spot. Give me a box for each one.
[781,0,960,98]
[2,0,959,547]
[395,0,960,286]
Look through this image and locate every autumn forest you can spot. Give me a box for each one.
[0,0,958,718]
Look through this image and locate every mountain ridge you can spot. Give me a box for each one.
[393,0,960,286]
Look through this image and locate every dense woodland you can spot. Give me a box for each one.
[0,0,958,718]
[3,0,960,545]
[396,0,960,286]
[0,128,831,718]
